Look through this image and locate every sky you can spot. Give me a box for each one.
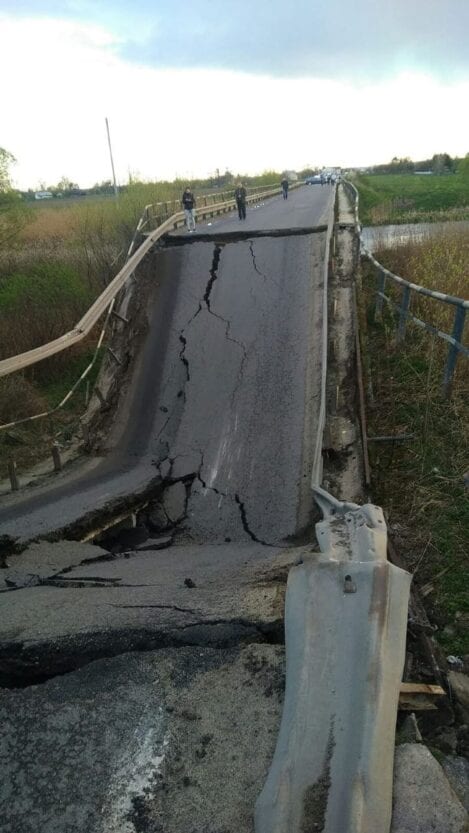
[2,0,469,189]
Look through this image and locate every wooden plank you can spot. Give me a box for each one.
[400,683,445,696]
[398,682,445,711]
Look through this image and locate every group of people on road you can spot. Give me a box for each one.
[181,176,291,232]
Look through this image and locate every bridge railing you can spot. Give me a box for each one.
[0,183,289,383]
[0,183,298,439]
[343,179,469,396]
[137,183,283,237]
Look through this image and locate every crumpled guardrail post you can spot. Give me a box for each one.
[255,486,411,833]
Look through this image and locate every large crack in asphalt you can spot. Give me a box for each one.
[176,243,225,396]
[203,243,223,310]
[195,469,283,549]
[248,239,281,288]
[156,243,279,547]
[0,617,285,689]
[0,238,293,691]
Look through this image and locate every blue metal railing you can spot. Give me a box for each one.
[343,180,469,397]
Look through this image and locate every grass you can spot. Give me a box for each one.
[354,173,469,225]
[0,263,93,362]
[359,236,469,656]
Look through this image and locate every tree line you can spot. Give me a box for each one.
[365,153,469,175]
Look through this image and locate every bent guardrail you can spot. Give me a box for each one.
[256,487,411,832]
[0,184,290,382]
[343,180,469,397]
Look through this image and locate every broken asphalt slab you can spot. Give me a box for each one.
[0,645,285,833]
[2,611,466,833]
[0,539,299,686]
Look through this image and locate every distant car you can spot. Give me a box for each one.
[304,175,321,184]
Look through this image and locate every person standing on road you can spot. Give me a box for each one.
[281,176,289,199]
[234,182,247,220]
[182,187,196,232]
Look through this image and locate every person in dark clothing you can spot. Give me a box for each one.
[182,187,196,231]
[281,177,289,199]
[234,182,247,220]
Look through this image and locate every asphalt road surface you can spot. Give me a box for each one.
[0,185,334,544]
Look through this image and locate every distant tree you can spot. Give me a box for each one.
[56,176,79,192]
[432,153,455,174]
[369,157,414,174]
[0,147,16,191]
[390,157,414,173]
[0,147,31,247]
[457,154,469,177]
[90,180,114,194]
[298,168,317,179]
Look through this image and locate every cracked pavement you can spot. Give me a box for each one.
[0,185,335,833]
[0,187,331,545]
[156,233,326,545]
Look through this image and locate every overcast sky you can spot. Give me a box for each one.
[2,1,469,188]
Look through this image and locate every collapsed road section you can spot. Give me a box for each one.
[1,186,467,832]
[0,227,327,546]
[0,185,336,832]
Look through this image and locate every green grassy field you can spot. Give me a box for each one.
[355,173,469,225]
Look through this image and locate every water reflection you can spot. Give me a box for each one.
[361,220,469,252]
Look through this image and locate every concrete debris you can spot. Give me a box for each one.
[147,501,172,532]
[391,744,468,833]
[397,713,423,745]
[0,645,285,833]
[433,727,458,753]
[134,536,173,552]
[449,671,469,722]
[159,458,172,479]
[1,541,111,591]
[443,756,469,813]
[162,481,187,523]
[0,542,295,686]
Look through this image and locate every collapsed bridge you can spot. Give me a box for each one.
[0,184,418,833]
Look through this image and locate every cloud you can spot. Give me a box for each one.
[2,12,469,190]
[3,0,469,80]
[124,0,469,81]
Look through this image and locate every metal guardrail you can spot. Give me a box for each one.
[342,179,361,231]
[0,183,288,384]
[256,488,411,832]
[343,179,469,396]
[311,186,337,487]
[136,183,281,236]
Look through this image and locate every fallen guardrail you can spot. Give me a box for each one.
[256,487,411,833]
[343,179,469,397]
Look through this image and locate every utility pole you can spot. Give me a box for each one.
[105,117,118,201]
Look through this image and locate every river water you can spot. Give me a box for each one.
[361,220,469,252]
